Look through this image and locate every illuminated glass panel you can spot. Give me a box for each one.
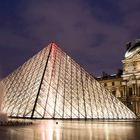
[1,43,136,119]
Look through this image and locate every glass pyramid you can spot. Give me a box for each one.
[1,43,136,119]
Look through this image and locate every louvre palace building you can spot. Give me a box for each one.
[97,39,140,117]
[0,41,139,120]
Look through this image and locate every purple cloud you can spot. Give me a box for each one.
[0,0,140,77]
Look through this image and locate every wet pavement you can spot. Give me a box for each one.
[0,120,140,140]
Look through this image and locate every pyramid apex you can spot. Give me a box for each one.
[47,41,59,50]
[49,41,58,46]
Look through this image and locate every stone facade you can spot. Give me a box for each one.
[96,74,123,98]
[97,39,140,117]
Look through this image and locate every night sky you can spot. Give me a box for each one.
[0,0,140,78]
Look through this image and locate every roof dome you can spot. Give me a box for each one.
[125,39,140,58]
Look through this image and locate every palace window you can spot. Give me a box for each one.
[112,90,116,96]
[112,82,115,86]
[129,88,133,96]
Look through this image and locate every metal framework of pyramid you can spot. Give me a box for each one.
[1,43,136,119]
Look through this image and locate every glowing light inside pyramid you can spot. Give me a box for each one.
[1,43,136,119]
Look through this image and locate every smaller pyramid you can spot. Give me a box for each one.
[1,43,137,119]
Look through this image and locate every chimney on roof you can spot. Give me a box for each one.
[117,69,123,76]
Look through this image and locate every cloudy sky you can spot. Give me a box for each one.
[0,0,140,78]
